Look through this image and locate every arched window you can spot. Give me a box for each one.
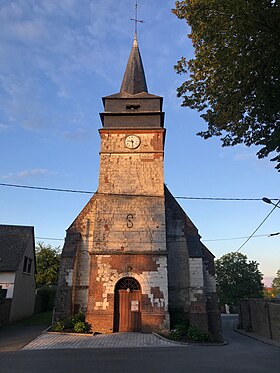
[115,277,140,291]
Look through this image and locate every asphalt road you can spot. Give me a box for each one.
[0,324,47,351]
[0,316,279,373]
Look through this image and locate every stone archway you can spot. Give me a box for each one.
[114,277,141,332]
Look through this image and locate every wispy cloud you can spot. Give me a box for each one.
[63,127,92,141]
[234,152,256,162]
[233,149,275,170]
[0,123,11,132]
[0,0,189,136]
[0,0,130,134]
[1,168,58,181]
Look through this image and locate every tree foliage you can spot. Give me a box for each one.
[272,268,280,295]
[172,0,280,169]
[215,252,263,306]
[35,242,61,287]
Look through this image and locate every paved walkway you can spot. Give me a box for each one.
[22,332,177,350]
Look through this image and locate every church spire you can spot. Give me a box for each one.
[120,33,148,95]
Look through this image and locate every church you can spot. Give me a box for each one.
[55,34,222,340]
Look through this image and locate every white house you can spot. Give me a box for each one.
[0,225,36,324]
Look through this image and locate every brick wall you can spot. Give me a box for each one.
[86,253,169,333]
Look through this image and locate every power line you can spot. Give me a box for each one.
[0,183,92,195]
[235,200,280,252]
[202,233,280,242]
[0,182,278,202]
[36,236,64,241]
[174,196,262,201]
[36,232,280,243]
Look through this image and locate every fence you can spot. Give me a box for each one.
[238,299,280,342]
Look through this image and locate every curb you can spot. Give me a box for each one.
[45,331,93,337]
[153,332,227,346]
[234,329,280,349]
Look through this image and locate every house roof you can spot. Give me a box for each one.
[0,224,34,272]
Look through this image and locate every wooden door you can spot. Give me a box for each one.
[118,289,141,332]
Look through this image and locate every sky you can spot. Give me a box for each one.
[0,0,279,285]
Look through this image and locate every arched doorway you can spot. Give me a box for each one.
[114,277,141,332]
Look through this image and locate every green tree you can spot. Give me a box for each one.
[215,252,263,306]
[172,1,280,169]
[263,287,274,299]
[35,242,61,287]
[272,269,280,296]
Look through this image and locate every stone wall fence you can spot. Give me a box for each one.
[238,298,280,342]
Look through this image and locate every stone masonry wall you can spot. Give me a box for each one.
[55,127,170,332]
[239,299,280,342]
[91,194,167,253]
[187,258,208,332]
[202,246,223,341]
[55,232,82,320]
[164,187,190,321]
[98,129,165,196]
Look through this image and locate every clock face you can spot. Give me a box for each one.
[125,135,141,149]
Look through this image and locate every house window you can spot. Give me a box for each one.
[0,286,7,299]
[23,256,32,274]
[23,256,28,272]
[27,258,32,274]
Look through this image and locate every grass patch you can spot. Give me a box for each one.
[17,311,52,326]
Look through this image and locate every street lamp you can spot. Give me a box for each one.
[262,197,280,208]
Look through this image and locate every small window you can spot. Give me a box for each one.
[126,104,141,110]
[23,256,32,274]
[23,256,28,272]
[27,258,32,274]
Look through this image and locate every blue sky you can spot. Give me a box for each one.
[0,0,279,284]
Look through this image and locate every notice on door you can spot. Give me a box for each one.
[131,300,139,311]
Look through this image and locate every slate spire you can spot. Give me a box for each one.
[120,33,148,95]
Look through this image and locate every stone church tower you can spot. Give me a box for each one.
[55,35,222,339]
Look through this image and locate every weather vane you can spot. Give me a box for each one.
[130,2,144,35]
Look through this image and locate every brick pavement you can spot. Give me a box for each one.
[22,332,177,350]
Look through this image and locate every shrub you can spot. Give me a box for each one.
[62,317,73,330]
[52,312,91,333]
[61,312,86,329]
[36,286,56,312]
[52,321,64,332]
[70,312,85,325]
[187,325,213,342]
[169,321,188,340]
[169,323,213,342]
[73,321,91,333]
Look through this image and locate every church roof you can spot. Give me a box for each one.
[120,34,148,95]
[0,224,34,272]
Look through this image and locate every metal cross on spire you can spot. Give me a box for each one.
[130,2,144,36]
